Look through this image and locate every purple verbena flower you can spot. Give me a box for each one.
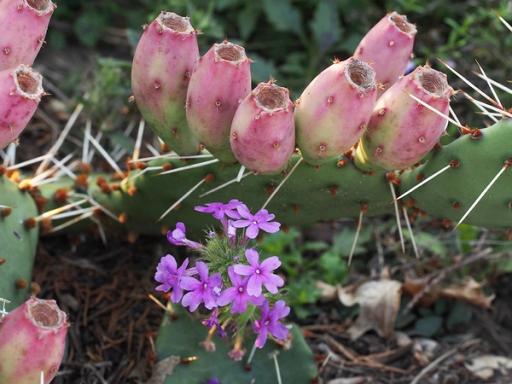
[231,206,280,239]
[154,255,189,303]
[167,222,203,249]
[253,300,290,348]
[195,200,243,221]
[217,267,265,314]
[233,249,284,297]
[180,261,222,311]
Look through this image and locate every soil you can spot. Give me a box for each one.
[34,235,512,384]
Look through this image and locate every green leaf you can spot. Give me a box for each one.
[74,11,107,47]
[249,53,277,83]
[310,0,342,52]
[447,302,472,330]
[156,310,317,383]
[414,316,443,337]
[237,3,261,40]
[262,0,302,36]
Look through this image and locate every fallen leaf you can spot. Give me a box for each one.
[338,280,402,340]
[441,278,495,309]
[403,276,494,309]
[146,356,181,384]
[328,377,366,384]
[465,355,512,380]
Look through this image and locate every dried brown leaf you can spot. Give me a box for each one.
[338,280,402,340]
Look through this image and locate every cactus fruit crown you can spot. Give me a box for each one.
[25,0,53,13]
[414,67,450,97]
[345,58,376,91]
[389,12,416,36]
[214,42,246,64]
[26,298,67,330]
[157,11,194,34]
[14,65,44,100]
[253,82,290,113]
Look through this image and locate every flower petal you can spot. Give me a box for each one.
[269,322,289,341]
[236,204,252,219]
[195,261,209,281]
[258,221,281,233]
[181,291,201,312]
[262,273,284,294]
[247,275,263,297]
[260,256,281,272]
[233,264,253,276]
[231,219,251,228]
[255,326,268,349]
[245,249,260,266]
[217,287,237,306]
[246,224,259,239]
[180,276,200,291]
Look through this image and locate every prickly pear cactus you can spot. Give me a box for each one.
[0,175,39,309]
[155,310,317,384]
[402,119,512,228]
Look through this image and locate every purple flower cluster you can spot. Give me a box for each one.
[154,200,289,352]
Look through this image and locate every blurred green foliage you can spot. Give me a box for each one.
[49,0,512,99]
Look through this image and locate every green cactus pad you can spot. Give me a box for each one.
[88,156,393,235]
[0,176,38,309]
[401,119,512,228]
[155,310,317,383]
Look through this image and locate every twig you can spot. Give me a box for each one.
[410,340,479,384]
[404,248,492,313]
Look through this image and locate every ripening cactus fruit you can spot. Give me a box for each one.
[354,12,416,95]
[187,41,251,163]
[230,82,295,174]
[354,66,452,171]
[0,64,44,149]
[0,0,56,71]
[295,58,377,165]
[0,297,68,384]
[132,11,200,155]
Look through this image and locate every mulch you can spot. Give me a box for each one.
[33,234,512,384]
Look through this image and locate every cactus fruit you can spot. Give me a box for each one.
[230,82,295,174]
[354,12,416,94]
[354,66,451,171]
[0,175,39,308]
[155,309,317,383]
[132,11,200,155]
[0,0,56,71]
[0,65,44,149]
[0,297,68,384]
[295,58,377,165]
[187,41,251,163]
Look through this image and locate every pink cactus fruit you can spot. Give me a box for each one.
[186,41,251,163]
[0,64,44,150]
[295,58,377,165]
[354,12,416,95]
[230,82,295,174]
[0,0,56,71]
[0,297,68,384]
[132,11,200,155]
[354,66,452,171]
